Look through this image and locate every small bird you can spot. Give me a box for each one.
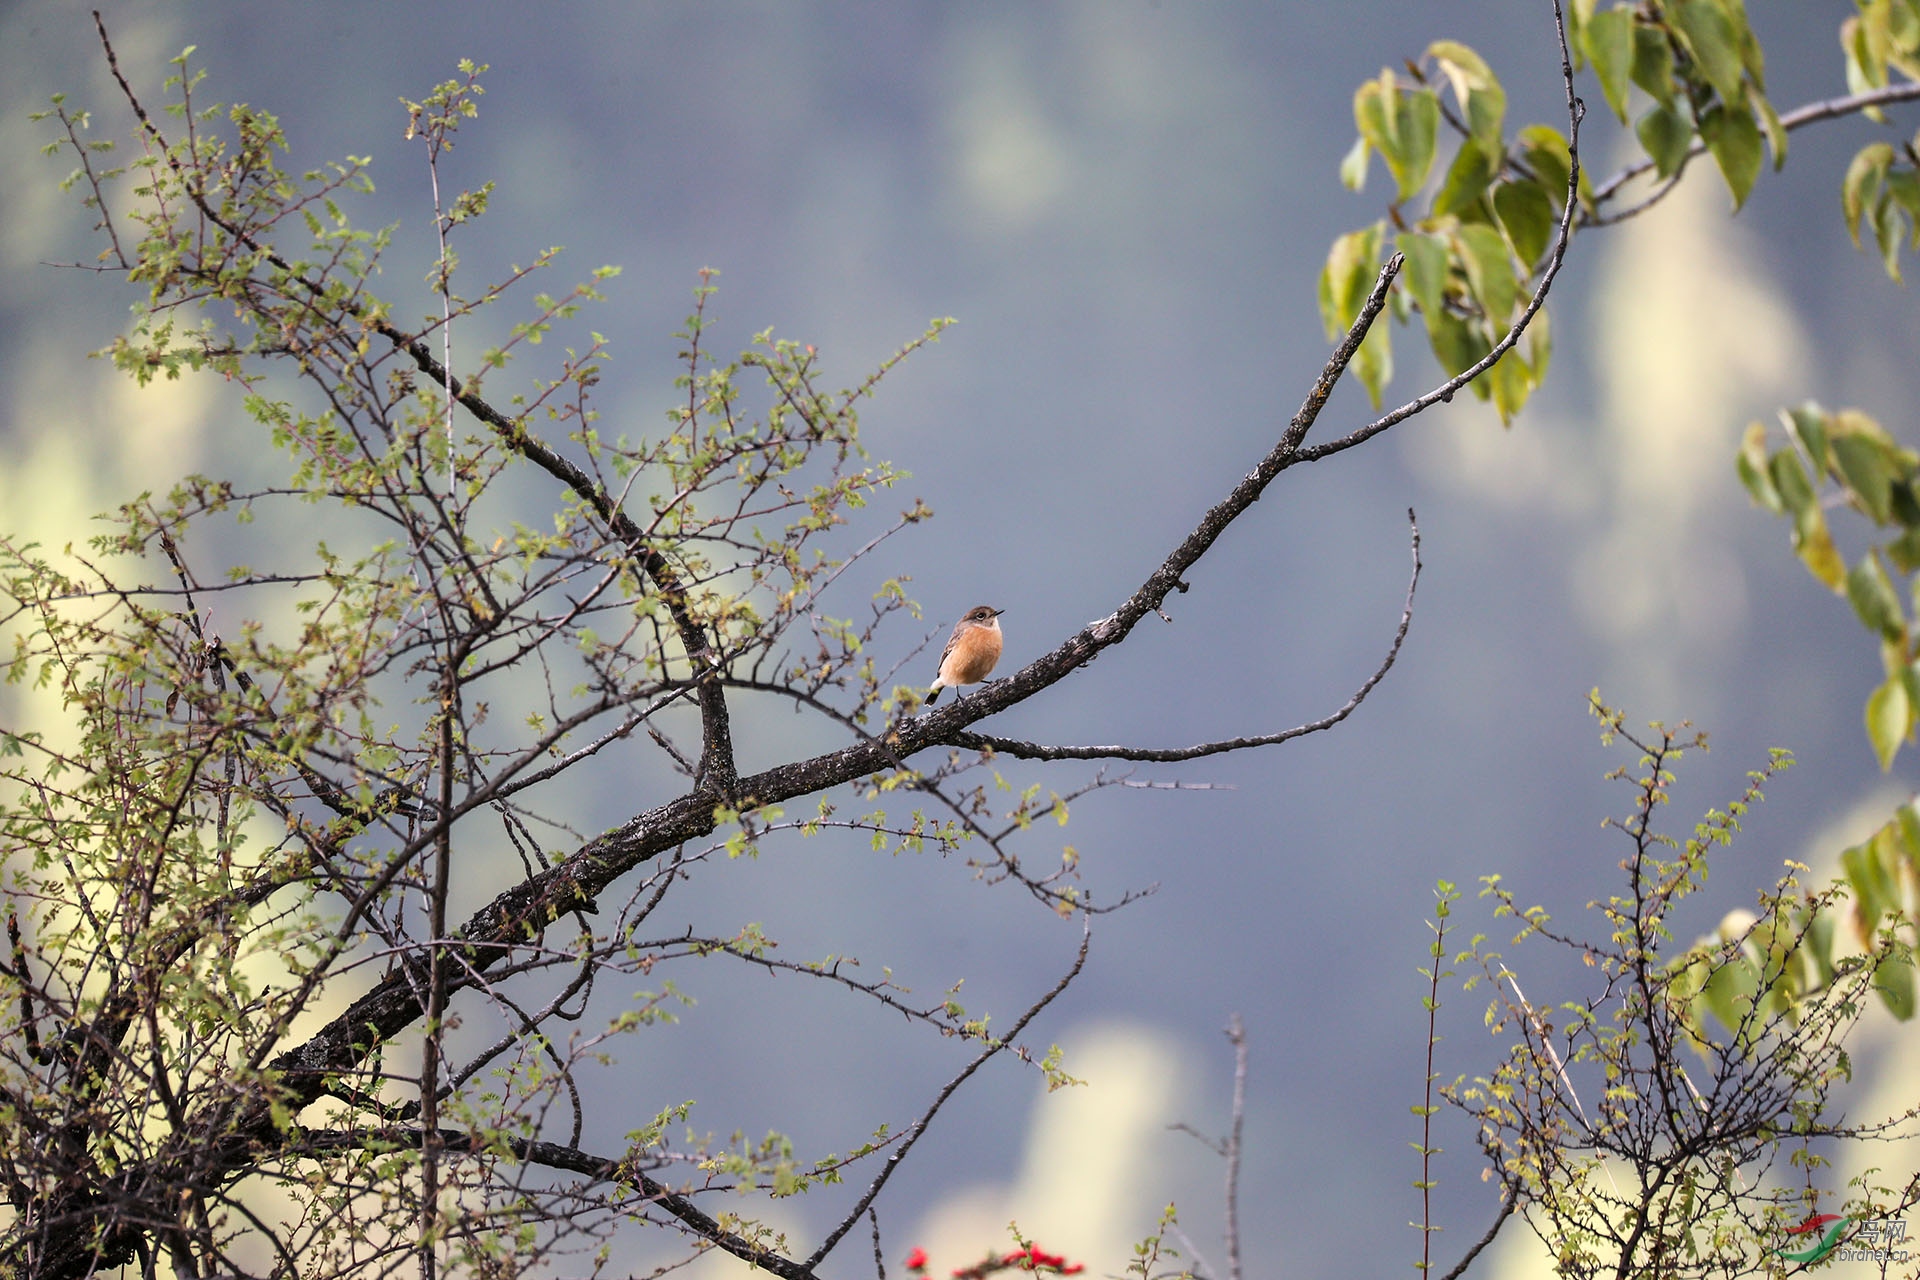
[926,605,1005,704]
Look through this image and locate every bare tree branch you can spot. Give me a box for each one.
[945,511,1421,763]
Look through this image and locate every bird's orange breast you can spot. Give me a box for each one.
[942,626,1003,684]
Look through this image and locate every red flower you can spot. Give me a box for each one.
[904,1250,928,1271]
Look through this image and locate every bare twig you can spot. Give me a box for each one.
[1433,1201,1517,1280]
[804,922,1092,1270]
[1223,1015,1246,1280]
[947,511,1421,763]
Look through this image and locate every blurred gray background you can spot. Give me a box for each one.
[4,3,1918,1277]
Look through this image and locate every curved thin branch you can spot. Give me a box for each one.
[946,510,1421,763]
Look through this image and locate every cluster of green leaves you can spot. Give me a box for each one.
[1446,703,1914,1279]
[1571,0,1782,208]
[1666,802,1919,1030]
[1325,39,1561,420]
[1730,406,1920,1022]
[1841,0,1920,278]
[1737,403,1920,770]
[1326,2,1901,422]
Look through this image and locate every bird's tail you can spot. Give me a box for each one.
[925,686,942,704]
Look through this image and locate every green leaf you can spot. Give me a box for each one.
[1769,445,1816,516]
[1888,167,1920,228]
[1396,231,1451,319]
[1517,125,1573,206]
[1636,103,1693,180]
[1894,473,1920,528]
[1322,224,1397,408]
[1354,72,1440,203]
[1669,952,1712,1042]
[1432,138,1500,218]
[1391,89,1442,202]
[1873,188,1910,280]
[1565,1,1588,67]
[1486,348,1534,423]
[1320,226,1396,409]
[1734,0,1766,90]
[1820,429,1896,521]
[1700,947,1759,1040]
[1846,553,1906,639]
[1455,222,1518,328]
[1492,179,1555,267]
[1897,797,1920,858]
[1429,40,1506,150]
[1318,222,1386,340]
[1845,17,1889,97]
[1752,87,1787,170]
[1867,671,1911,770]
[1781,476,1846,590]
[1842,835,1897,939]
[1892,527,1920,575]
[1339,134,1370,191]
[1630,22,1677,108]
[1875,955,1916,1020]
[1800,900,1840,994]
[1585,7,1635,122]
[1389,274,1414,324]
[1891,0,1920,53]
[1736,421,1783,514]
[1829,413,1899,524]
[1426,308,1490,378]
[1781,402,1832,474]
[1317,259,1340,341]
[1670,0,1747,103]
[1524,304,1552,384]
[1700,104,1762,209]
[1354,314,1394,410]
[1353,76,1393,166]
[1798,510,1847,589]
